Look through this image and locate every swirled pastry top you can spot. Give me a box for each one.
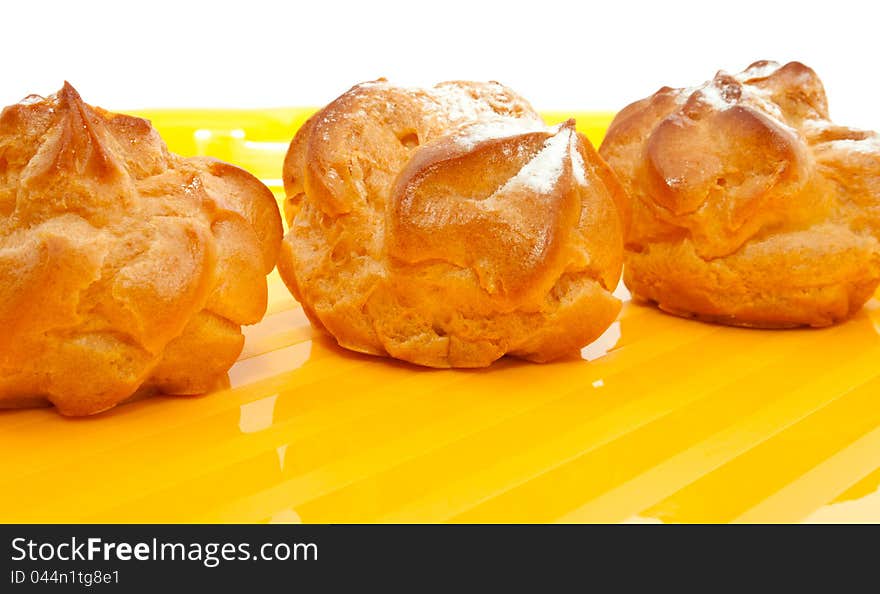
[0,83,282,415]
[600,61,880,327]
[280,80,626,367]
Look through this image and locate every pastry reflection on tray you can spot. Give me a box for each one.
[2,292,880,523]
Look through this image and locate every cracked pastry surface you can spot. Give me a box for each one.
[599,61,880,327]
[279,80,626,367]
[0,83,282,415]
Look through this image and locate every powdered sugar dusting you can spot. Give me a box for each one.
[569,132,588,186]
[741,85,787,122]
[426,82,542,126]
[803,119,880,152]
[737,61,782,81]
[353,79,548,148]
[828,137,880,155]
[675,80,731,109]
[802,118,834,133]
[454,119,550,150]
[496,126,573,194]
[426,84,493,123]
[352,80,589,193]
[695,83,732,110]
[675,71,792,132]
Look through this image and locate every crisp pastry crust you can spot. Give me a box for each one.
[279,80,626,367]
[0,83,282,415]
[600,61,880,328]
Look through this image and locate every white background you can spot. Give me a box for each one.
[2,0,878,129]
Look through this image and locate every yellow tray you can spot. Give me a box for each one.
[2,109,879,524]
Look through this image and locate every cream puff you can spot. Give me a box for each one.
[0,83,282,415]
[600,61,880,327]
[279,80,627,367]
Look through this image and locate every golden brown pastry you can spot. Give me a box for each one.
[0,83,282,415]
[600,61,880,327]
[279,80,627,367]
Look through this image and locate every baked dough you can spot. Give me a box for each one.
[600,61,880,327]
[0,83,282,415]
[279,80,626,367]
